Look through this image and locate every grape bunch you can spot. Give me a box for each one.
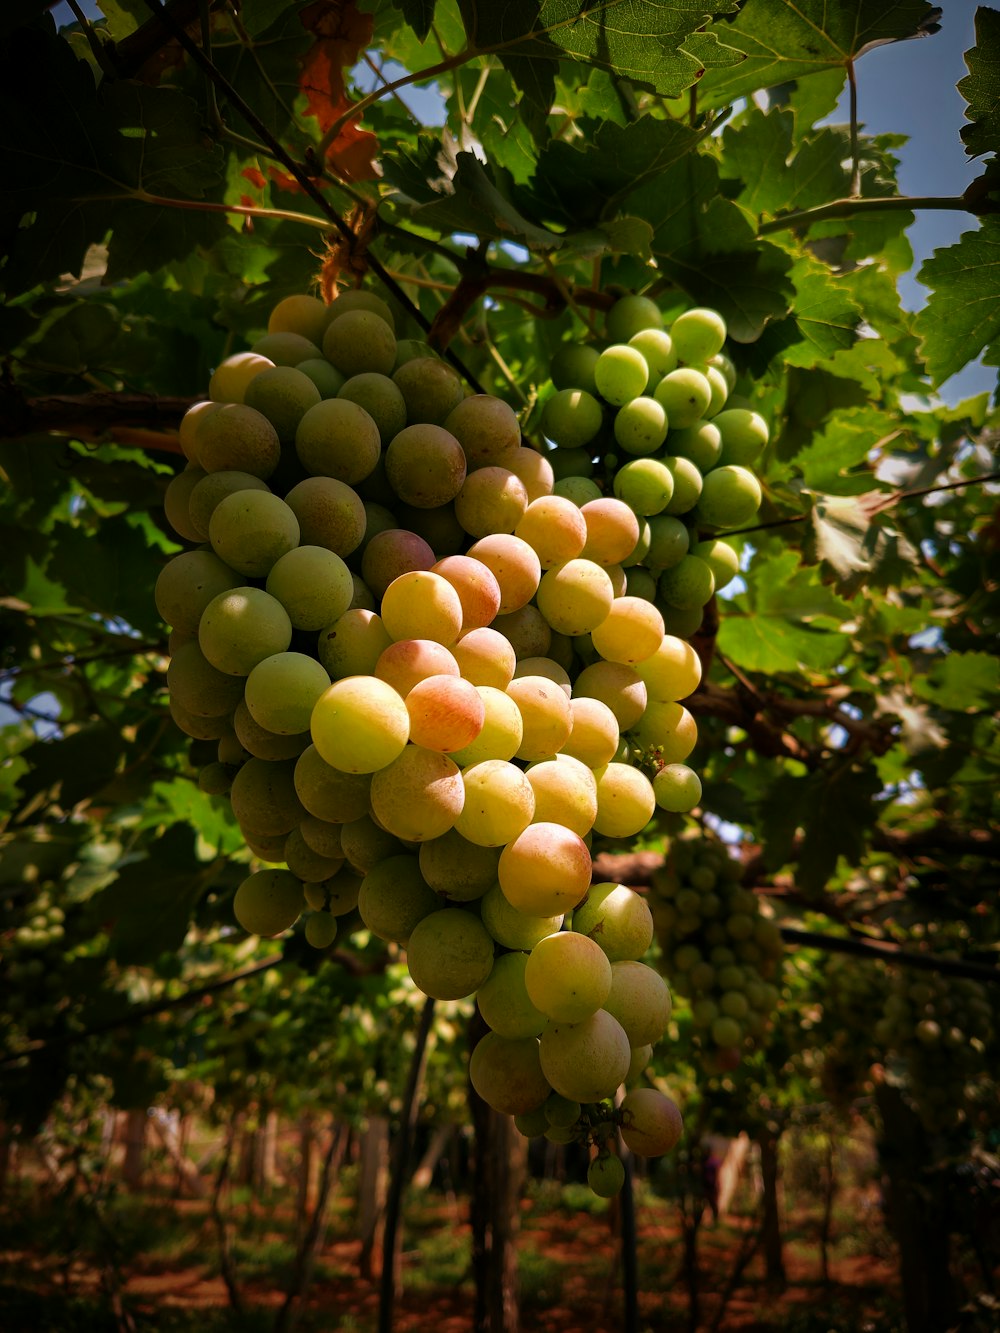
[874,967,995,1131]
[154,286,763,1189]
[649,833,783,1071]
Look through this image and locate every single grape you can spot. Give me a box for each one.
[542,388,603,448]
[406,908,495,1000]
[693,465,762,531]
[208,490,299,578]
[317,607,393,679]
[295,398,382,485]
[392,357,464,424]
[369,744,465,842]
[469,1032,551,1116]
[284,476,366,558]
[477,952,548,1040]
[337,372,407,443]
[538,1010,631,1104]
[613,458,674,516]
[310,675,410,773]
[654,368,712,430]
[268,293,329,345]
[550,344,600,393]
[573,883,654,962]
[670,307,726,364]
[525,930,613,1023]
[322,309,396,377]
[385,423,467,508]
[244,651,330,735]
[595,345,649,407]
[244,365,322,444]
[444,394,521,468]
[619,1087,683,1156]
[613,396,668,455]
[233,869,304,937]
[265,545,354,631]
[155,549,243,636]
[358,854,441,945]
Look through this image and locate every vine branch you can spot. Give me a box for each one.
[759,184,1000,236]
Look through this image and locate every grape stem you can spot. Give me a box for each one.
[759,185,1000,236]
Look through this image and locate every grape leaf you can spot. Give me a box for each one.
[717,614,849,673]
[759,763,882,893]
[393,0,438,40]
[697,0,942,109]
[456,0,741,113]
[792,406,896,494]
[913,651,1000,713]
[959,6,1000,158]
[719,109,849,218]
[780,257,862,365]
[914,218,1000,386]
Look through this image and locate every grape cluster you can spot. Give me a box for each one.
[875,968,995,1131]
[155,288,763,1189]
[3,891,68,1035]
[649,834,783,1070]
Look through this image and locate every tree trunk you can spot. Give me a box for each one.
[470,1084,524,1333]
[758,1127,786,1291]
[273,1119,348,1333]
[412,1122,452,1190]
[359,1116,390,1280]
[875,1083,958,1333]
[296,1114,318,1238]
[121,1108,147,1190]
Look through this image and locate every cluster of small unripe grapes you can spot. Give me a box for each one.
[154,286,761,1191]
[2,892,71,1037]
[811,953,890,1106]
[649,834,782,1071]
[541,293,767,643]
[875,968,995,1131]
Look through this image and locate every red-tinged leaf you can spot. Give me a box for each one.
[242,165,267,190]
[298,0,380,180]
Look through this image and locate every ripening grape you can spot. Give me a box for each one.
[630,700,698,764]
[310,676,410,773]
[326,289,395,331]
[265,545,354,631]
[284,826,344,882]
[653,763,702,812]
[167,641,244,718]
[392,357,464,424]
[590,596,665,665]
[524,758,598,836]
[374,638,459,697]
[469,1032,551,1116]
[465,534,541,614]
[295,398,382,485]
[452,627,517,689]
[525,931,613,1023]
[454,759,535,847]
[635,635,702,702]
[514,495,588,568]
[574,661,647,731]
[178,400,220,462]
[317,608,393,679]
[619,1087,683,1156]
[506,445,555,501]
[380,570,464,645]
[418,828,501,902]
[268,293,328,345]
[357,854,441,945]
[386,424,467,508]
[405,907,495,1000]
[492,605,552,659]
[562,696,621,767]
[244,652,330,736]
[284,476,366,557]
[444,394,521,468]
[163,468,206,542]
[233,869,304,937]
[209,352,273,405]
[454,466,529,538]
[580,498,641,566]
[506,674,573,761]
[405,676,486,753]
[498,822,591,917]
[514,656,572,697]
[431,555,502,629]
[154,550,243,637]
[252,331,321,366]
[322,308,396,377]
[573,883,654,963]
[369,744,464,841]
[536,559,614,637]
[538,1010,631,1104]
[477,952,548,1039]
[360,528,435,600]
[339,814,403,873]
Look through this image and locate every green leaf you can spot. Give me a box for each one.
[394,0,437,41]
[781,257,862,366]
[697,0,942,109]
[11,723,126,817]
[717,614,849,673]
[719,109,849,218]
[913,651,1000,712]
[806,492,920,591]
[625,151,793,341]
[959,7,1000,158]
[914,218,1000,386]
[792,406,897,494]
[759,763,882,894]
[98,826,212,965]
[402,150,569,246]
[456,0,741,112]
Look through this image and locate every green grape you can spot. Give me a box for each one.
[284,476,366,557]
[208,352,273,405]
[198,586,293,677]
[513,656,572,696]
[163,468,206,542]
[454,466,529,538]
[198,761,234,796]
[318,608,393,679]
[662,457,703,515]
[595,345,649,406]
[395,501,465,558]
[692,538,741,592]
[592,763,656,838]
[480,883,563,951]
[358,854,441,944]
[209,490,300,577]
[304,912,338,949]
[703,365,729,417]
[469,1032,551,1116]
[284,826,344,882]
[713,408,770,467]
[385,423,467,507]
[244,652,330,736]
[613,457,674,516]
[311,675,410,774]
[514,1105,551,1138]
[444,393,522,468]
[573,883,654,962]
[154,549,242,636]
[525,930,613,1023]
[405,907,495,1000]
[337,372,407,443]
[167,641,244,717]
[251,331,322,366]
[607,294,663,342]
[232,696,309,762]
[628,328,677,382]
[477,952,548,1039]
[325,289,395,331]
[187,470,271,540]
[392,357,464,424]
[654,368,712,430]
[619,1087,683,1156]
[297,358,346,398]
[669,420,723,473]
[178,399,220,462]
[669,307,726,363]
[322,309,396,377]
[264,545,354,631]
[268,293,329,345]
[538,1010,631,1103]
[653,763,702,812]
[230,758,305,837]
[542,388,603,448]
[243,366,321,445]
[693,465,762,530]
[318,866,364,916]
[418,828,500,901]
[339,813,403,873]
[233,869,304,937]
[550,344,600,393]
[658,554,716,611]
[535,559,615,637]
[369,744,465,842]
[644,515,690,571]
[588,1153,626,1198]
[454,759,535,847]
[603,960,672,1045]
[449,685,523,765]
[552,475,601,506]
[544,1093,583,1129]
[613,396,668,455]
[295,398,382,485]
